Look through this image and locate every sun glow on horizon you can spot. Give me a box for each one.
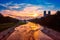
[33,13,39,17]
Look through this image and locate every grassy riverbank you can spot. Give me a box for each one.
[0,22,17,32]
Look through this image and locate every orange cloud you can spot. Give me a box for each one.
[51,11,56,15]
[0,6,56,20]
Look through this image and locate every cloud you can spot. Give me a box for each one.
[46,5,55,10]
[9,5,20,9]
[48,5,54,8]
[0,3,44,14]
[45,2,52,5]
[0,2,56,20]
[41,2,55,10]
[0,1,21,10]
[0,4,44,19]
[0,1,13,8]
[0,4,7,8]
[0,1,55,11]
[0,5,43,16]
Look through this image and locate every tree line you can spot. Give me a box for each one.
[29,11,60,32]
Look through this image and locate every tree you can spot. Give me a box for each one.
[29,11,60,32]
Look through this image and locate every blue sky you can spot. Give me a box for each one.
[0,0,60,11]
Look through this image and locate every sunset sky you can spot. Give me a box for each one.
[0,0,60,18]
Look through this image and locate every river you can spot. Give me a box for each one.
[7,22,60,40]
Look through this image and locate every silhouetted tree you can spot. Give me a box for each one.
[0,13,3,18]
[29,11,60,32]
[0,13,19,23]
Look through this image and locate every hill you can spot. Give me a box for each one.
[0,13,20,32]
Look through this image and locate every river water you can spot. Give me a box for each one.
[7,22,60,40]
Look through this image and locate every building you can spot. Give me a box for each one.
[44,11,51,17]
[48,11,51,15]
[44,11,46,17]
